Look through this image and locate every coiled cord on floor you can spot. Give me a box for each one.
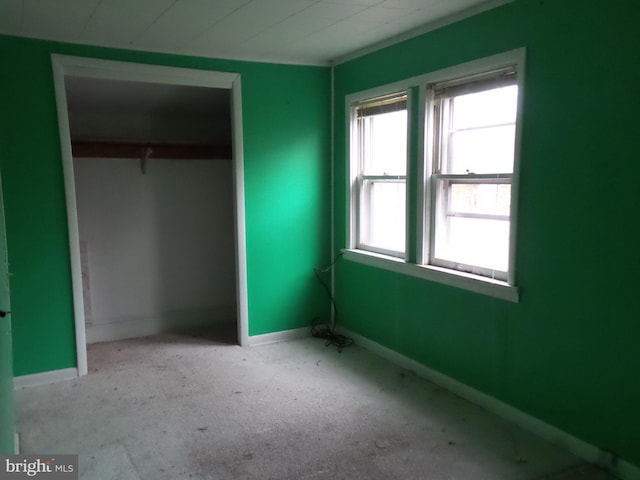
[312,253,353,353]
[311,320,354,353]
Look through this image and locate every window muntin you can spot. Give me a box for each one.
[429,70,518,280]
[354,93,408,257]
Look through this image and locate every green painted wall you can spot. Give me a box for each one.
[0,35,331,376]
[334,0,640,468]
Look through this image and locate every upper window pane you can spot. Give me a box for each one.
[448,125,516,174]
[443,85,518,174]
[451,85,518,130]
[357,96,407,176]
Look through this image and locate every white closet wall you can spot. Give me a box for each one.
[74,156,236,343]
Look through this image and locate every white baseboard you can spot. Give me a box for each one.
[14,368,78,389]
[339,327,640,480]
[248,327,309,346]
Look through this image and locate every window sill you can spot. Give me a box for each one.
[342,249,519,303]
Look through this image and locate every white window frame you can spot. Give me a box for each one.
[347,81,413,259]
[425,65,518,282]
[344,49,525,303]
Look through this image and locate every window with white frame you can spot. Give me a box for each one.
[427,67,518,281]
[346,49,524,301]
[352,92,408,257]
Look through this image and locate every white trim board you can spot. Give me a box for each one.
[231,75,250,348]
[338,327,640,480]
[14,368,78,389]
[50,54,250,373]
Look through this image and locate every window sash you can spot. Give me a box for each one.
[357,176,406,257]
[352,90,408,257]
[433,89,518,176]
[357,97,407,177]
[427,71,517,280]
[429,174,512,281]
[432,175,512,216]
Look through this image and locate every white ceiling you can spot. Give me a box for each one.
[0,0,511,65]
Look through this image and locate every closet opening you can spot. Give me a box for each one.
[52,56,249,376]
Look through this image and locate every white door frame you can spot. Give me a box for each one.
[51,54,250,376]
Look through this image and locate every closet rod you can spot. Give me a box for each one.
[71,140,232,160]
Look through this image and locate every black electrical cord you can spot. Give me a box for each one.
[311,321,354,353]
[312,253,353,352]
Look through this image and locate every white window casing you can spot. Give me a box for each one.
[345,48,525,302]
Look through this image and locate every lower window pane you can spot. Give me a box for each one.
[434,216,509,273]
[363,181,405,253]
[450,183,511,216]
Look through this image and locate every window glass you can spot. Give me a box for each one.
[434,182,511,272]
[447,125,516,174]
[443,85,518,174]
[364,181,406,253]
[449,183,511,217]
[361,109,407,176]
[431,77,518,279]
[354,93,407,256]
[450,85,518,130]
[434,216,510,272]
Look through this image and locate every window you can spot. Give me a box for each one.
[346,49,524,301]
[352,92,408,257]
[427,67,518,281]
